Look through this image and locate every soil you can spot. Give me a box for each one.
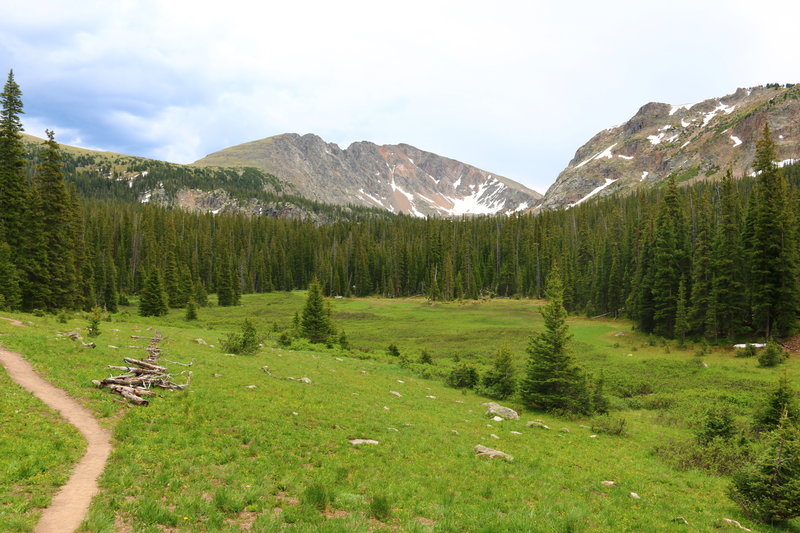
[0,324,112,533]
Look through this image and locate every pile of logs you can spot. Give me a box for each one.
[93,332,191,406]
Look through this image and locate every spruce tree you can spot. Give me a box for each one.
[688,191,715,338]
[520,267,589,414]
[749,125,799,337]
[0,70,29,252]
[755,374,800,432]
[712,170,745,339]
[301,279,335,344]
[482,345,516,400]
[674,278,689,347]
[139,270,168,317]
[0,240,21,310]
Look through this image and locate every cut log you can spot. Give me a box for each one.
[123,357,167,372]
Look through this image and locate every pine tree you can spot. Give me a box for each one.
[651,178,688,337]
[712,170,745,339]
[520,267,589,414]
[674,278,689,347]
[749,125,799,337]
[138,270,168,317]
[35,130,79,309]
[730,410,800,521]
[482,345,516,400]
[185,298,198,320]
[0,70,29,253]
[301,279,335,344]
[688,191,715,338]
[0,240,21,310]
[755,374,800,432]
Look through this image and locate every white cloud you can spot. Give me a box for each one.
[3,0,800,193]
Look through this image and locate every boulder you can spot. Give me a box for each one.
[390,391,402,397]
[349,439,379,446]
[474,444,514,461]
[527,420,550,429]
[483,402,520,420]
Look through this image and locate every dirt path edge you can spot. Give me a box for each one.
[0,343,112,533]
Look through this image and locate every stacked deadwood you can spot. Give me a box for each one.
[93,332,191,406]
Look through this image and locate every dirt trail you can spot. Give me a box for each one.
[0,329,112,533]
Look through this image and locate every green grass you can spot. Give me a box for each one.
[0,294,798,531]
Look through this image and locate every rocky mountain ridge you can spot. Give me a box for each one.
[193,133,542,217]
[540,84,800,209]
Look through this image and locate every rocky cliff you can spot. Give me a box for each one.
[541,84,800,209]
[193,133,542,217]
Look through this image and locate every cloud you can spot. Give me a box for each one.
[2,0,800,193]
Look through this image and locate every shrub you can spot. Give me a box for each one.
[730,413,800,521]
[221,319,261,355]
[590,415,627,436]
[387,344,400,357]
[418,350,433,364]
[185,299,198,320]
[369,494,391,521]
[338,331,350,350]
[736,344,758,358]
[696,406,736,445]
[754,374,799,432]
[86,307,102,337]
[277,330,294,347]
[446,364,479,389]
[757,340,789,368]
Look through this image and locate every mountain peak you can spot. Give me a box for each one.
[195,134,541,217]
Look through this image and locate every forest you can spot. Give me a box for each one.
[1,71,798,343]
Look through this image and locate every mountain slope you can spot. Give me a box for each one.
[194,133,542,217]
[541,84,800,209]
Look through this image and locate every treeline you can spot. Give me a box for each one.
[2,70,799,342]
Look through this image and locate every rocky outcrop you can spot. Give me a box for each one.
[194,133,542,217]
[541,84,800,209]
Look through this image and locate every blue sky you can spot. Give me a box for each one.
[2,0,799,194]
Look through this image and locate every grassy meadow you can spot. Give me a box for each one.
[0,293,798,532]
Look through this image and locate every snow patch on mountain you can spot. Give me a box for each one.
[568,178,617,208]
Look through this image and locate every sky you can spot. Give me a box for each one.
[2,0,800,194]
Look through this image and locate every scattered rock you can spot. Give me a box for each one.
[601,481,615,486]
[580,425,591,429]
[387,427,398,432]
[292,412,299,416]
[335,357,343,361]
[720,518,751,531]
[474,444,514,461]
[426,395,437,399]
[560,427,570,433]
[397,380,405,383]
[107,345,118,349]
[589,434,598,438]
[245,385,257,389]
[614,331,626,336]
[360,370,367,374]
[82,342,96,348]
[349,439,379,446]
[298,377,312,384]
[673,517,688,525]
[194,338,207,345]
[527,420,550,429]
[455,400,464,404]
[492,416,504,422]
[484,402,520,420]
[510,431,522,435]
[451,430,459,435]
[390,391,402,397]
[701,361,709,368]
[212,373,223,377]
[383,406,390,410]
[629,492,640,499]
[490,433,500,439]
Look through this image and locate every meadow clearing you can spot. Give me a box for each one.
[1,292,797,532]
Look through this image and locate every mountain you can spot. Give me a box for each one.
[21,134,388,223]
[540,84,800,209]
[193,133,542,217]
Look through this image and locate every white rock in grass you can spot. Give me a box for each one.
[720,518,751,531]
[349,439,379,446]
[474,444,514,461]
[589,434,598,438]
[483,402,520,420]
[390,391,402,397]
[245,385,257,389]
[383,406,390,411]
[492,416,504,422]
[194,338,207,345]
[426,395,437,399]
[527,420,550,429]
[108,345,118,349]
[397,380,405,383]
[490,433,500,439]
[387,427,398,432]
[298,377,312,384]
[629,492,640,499]
[510,431,522,435]
[601,480,615,486]
[335,357,343,361]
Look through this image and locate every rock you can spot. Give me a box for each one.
[194,338,207,345]
[589,434,598,438]
[360,370,367,374]
[335,357,343,361]
[397,380,405,383]
[212,373,223,377]
[82,342,96,348]
[387,427,398,432]
[298,377,312,384]
[492,416,504,422]
[107,345,118,349]
[527,420,550,429]
[67,331,81,341]
[701,361,709,368]
[673,517,688,525]
[426,395,437,399]
[390,391,402,397]
[383,406,390,410]
[451,430,459,435]
[484,402,520,420]
[560,427,570,433]
[614,331,625,336]
[245,385,257,389]
[629,492,640,499]
[291,412,299,416]
[474,444,514,461]
[601,480,615,486]
[349,439,379,446]
[510,431,522,435]
[720,518,751,531]
[490,433,500,439]
[580,425,591,429]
